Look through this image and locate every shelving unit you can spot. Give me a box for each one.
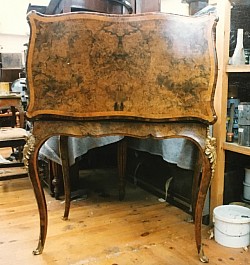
[211,0,250,214]
[0,53,23,83]
[223,142,250,156]
[227,65,250,72]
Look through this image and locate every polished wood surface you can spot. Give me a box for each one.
[1,175,250,265]
[27,12,217,123]
[25,11,218,262]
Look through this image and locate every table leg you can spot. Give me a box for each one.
[195,154,211,263]
[59,135,71,220]
[191,155,202,220]
[24,134,47,255]
[117,139,127,200]
[51,161,62,200]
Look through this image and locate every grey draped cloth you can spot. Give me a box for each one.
[39,136,198,170]
[39,136,124,166]
[127,138,198,170]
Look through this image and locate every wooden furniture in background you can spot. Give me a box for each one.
[0,95,28,180]
[0,95,25,128]
[24,11,218,262]
[0,53,23,83]
[211,0,250,215]
[43,0,161,15]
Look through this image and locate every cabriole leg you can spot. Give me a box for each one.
[195,157,211,263]
[195,132,217,263]
[23,134,48,255]
[59,135,71,220]
[117,139,127,201]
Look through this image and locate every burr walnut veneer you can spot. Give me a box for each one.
[25,11,218,262]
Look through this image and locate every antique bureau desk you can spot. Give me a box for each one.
[24,11,218,262]
[27,0,161,200]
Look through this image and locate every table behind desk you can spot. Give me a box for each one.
[0,94,24,128]
[38,136,198,199]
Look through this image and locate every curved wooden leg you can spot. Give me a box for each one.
[51,161,62,200]
[194,132,217,262]
[117,139,127,201]
[194,155,211,263]
[24,134,48,255]
[191,155,202,220]
[59,136,71,220]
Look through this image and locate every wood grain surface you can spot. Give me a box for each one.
[27,12,217,123]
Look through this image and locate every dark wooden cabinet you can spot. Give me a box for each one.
[44,0,160,14]
[0,53,23,83]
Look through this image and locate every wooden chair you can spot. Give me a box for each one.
[24,11,218,262]
[0,95,29,180]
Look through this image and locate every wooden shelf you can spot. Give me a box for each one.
[226,65,250,73]
[223,142,250,156]
[211,0,250,220]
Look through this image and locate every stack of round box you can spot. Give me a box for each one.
[243,167,250,201]
[213,205,250,248]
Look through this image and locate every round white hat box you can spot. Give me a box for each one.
[245,167,250,184]
[213,205,250,248]
[243,181,250,201]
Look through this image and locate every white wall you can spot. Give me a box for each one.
[0,34,28,53]
[209,0,218,4]
[0,0,50,35]
[0,0,50,64]
[161,0,189,15]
